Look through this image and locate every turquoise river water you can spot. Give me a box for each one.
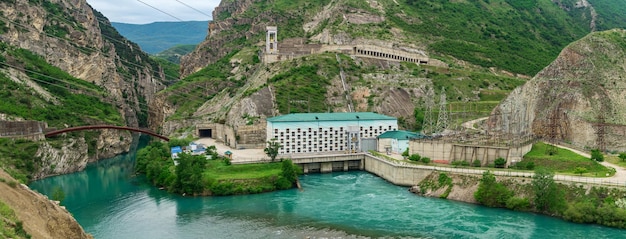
[29,143,626,238]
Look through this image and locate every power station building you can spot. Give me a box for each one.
[266,112,398,155]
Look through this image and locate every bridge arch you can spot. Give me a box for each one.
[44,125,169,141]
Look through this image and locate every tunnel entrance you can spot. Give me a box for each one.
[198,128,213,138]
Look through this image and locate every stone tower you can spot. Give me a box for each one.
[266,26,278,54]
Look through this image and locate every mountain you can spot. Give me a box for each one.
[112,21,209,54]
[152,0,626,144]
[488,29,626,151]
[0,0,170,179]
[154,44,197,64]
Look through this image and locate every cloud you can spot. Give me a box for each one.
[87,0,221,24]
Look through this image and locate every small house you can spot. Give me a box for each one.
[377,130,424,154]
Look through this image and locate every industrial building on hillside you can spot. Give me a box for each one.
[266,112,398,155]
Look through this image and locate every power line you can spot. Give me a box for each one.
[175,0,212,18]
[136,0,187,22]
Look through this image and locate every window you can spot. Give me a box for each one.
[286,129,290,133]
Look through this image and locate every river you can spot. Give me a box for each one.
[29,141,626,238]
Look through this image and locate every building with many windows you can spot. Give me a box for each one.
[266,112,398,155]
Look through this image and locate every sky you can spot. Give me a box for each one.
[87,0,222,24]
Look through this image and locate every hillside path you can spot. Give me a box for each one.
[551,144,626,182]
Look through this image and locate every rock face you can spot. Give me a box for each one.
[0,0,166,128]
[487,29,626,151]
[33,130,132,180]
[0,169,92,239]
[0,0,165,176]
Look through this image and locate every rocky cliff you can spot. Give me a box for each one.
[487,29,626,151]
[0,0,167,127]
[0,169,92,239]
[0,0,167,176]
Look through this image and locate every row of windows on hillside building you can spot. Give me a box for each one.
[278,143,357,154]
[273,125,396,139]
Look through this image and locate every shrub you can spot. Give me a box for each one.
[474,171,513,208]
[223,157,231,165]
[591,149,604,162]
[421,157,431,164]
[472,159,481,167]
[494,157,507,168]
[275,177,293,190]
[506,197,530,211]
[452,160,470,167]
[409,154,421,162]
[574,167,588,176]
[402,148,409,157]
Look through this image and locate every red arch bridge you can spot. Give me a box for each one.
[44,125,169,141]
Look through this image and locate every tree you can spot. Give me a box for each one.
[574,167,587,176]
[591,149,604,162]
[533,168,565,213]
[619,152,626,162]
[264,139,282,161]
[52,186,65,203]
[474,171,512,208]
[174,153,207,195]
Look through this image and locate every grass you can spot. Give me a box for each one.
[0,200,31,239]
[520,142,613,177]
[204,160,282,181]
[606,155,626,169]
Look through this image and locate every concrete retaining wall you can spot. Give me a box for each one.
[363,155,432,186]
[409,140,533,166]
[0,120,47,141]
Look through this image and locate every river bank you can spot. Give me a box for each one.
[0,169,91,239]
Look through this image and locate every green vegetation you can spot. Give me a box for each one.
[473,167,626,228]
[136,141,300,196]
[394,0,598,75]
[518,142,613,176]
[0,139,40,183]
[264,139,281,162]
[0,43,123,127]
[164,51,241,119]
[417,172,453,199]
[474,171,513,208]
[590,149,605,162]
[269,54,340,113]
[0,200,31,239]
[533,168,566,213]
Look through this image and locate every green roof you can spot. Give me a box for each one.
[378,130,424,139]
[267,112,396,122]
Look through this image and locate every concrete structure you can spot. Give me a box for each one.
[0,120,48,141]
[290,153,431,186]
[266,26,278,54]
[196,123,237,148]
[266,112,397,155]
[377,130,424,154]
[261,30,429,65]
[408,139,534,167]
